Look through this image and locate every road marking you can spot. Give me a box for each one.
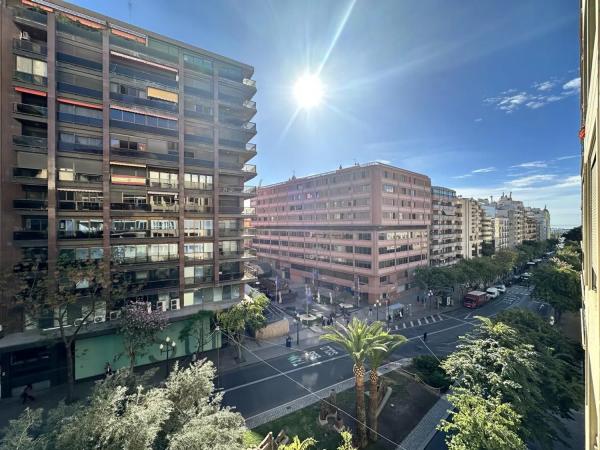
[437,314,443,321]
[402,323,407,329]
[430,315,436,323]
[424,317,429,324]
[410,321,414,327]
[464,312,472,319]
[417,319,422,326]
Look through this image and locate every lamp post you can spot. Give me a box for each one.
[386,298,390,323]
[159,336,176,378]
[375,299,381,321]
[293,315,300,345]
[215,325,220,388]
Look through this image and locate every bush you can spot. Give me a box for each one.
[412,355,451,391]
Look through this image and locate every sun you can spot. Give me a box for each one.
[294,74,324,109]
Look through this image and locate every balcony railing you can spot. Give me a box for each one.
[13,102,48,117]
[58,201,102,211]
[58,230,103,240]
[243,99,256,109]
[58,141,102,155]
[242,122,256,133]
[185,276,213,285]
[219,206,243,215]
[14,71,47,86]
[184,204,213,213]
[13,135,47,149]
[148,181,178,189]
[13,38,47,56]
[57,82,102,99]
[109,34,179,64]
[219,229,243,237]
[111,203,150,212]
[110,63,178,89]
[219,272,244,282]
[112,254,179,265]
[14,230,48,240]
[150,203,179,212]
[184,182,213,190]
[110,92,177,113]
[13,199,48,210]
[58,112,102,128]
[58,173,103,183]
[242,78,256,88]
[219,249,257,259]
[14,7,47,25]
[243,164,257,174]
[184,253,214,262]
[56,52,102,71]
[246,143,257,152]
[219,185,257,195]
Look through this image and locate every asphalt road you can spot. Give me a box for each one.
[221,284,534,421]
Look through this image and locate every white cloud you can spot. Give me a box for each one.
[555,154,579,161]
[506,174,556,188]
[453,174,473,179]
[555,175,581,188]
[511,160,548,168]
[563,77,581,91]
[474,118,483,122]
[534,80,555,91]
[471,167,496,173]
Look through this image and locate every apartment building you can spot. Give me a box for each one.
[494,214,510,250]
[0,0,257,394]
[457,197,483,259]
[525,206,551,241]
[495,193,526,247]
[430,186,462,266]
[580,0,600,447]
[251,163,431,304]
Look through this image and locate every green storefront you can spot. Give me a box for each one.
[74,314,220,380]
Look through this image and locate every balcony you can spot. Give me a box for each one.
[58,112,102,128]
[110,92,177,113]
[13,38,47,57]
[185,275,213,286]
[219,185,256,196]
[56,52,102,71]
[218,272,245,282]
[13,168,48,184]
[14,230,47,240]
[56,19,102,44]
[219,229,243,238]
[14,7,47,26]
[58,201,102,211]
[14,135,47,149]
[184,253,214,263]
[14,71,47,86]
[243,99,256,110]
[13,102,48,118]
[58,141,102,155]
[242,122,257,134]
[111,147,179,164]
[57,82,102,99]
[242,164,257,177]
[113,254,179,265]
[219,249,257,260]
[150,203,179,212]
[110,63,178,89]
[184,182,213,191]
[58,230,103,240]
[109,34,179,64]
[13,199,47,210]
[184,204,213,213]
[219,206,243,215]
[242,78,256,88]
[111,203,150,212]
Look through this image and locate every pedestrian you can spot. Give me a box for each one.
[21,384,34,404]
[401,306,405,317]
[368,307,373,317]
[321,316,326,327]
[387,314,392,323]
[346,317,350,326]
[423,332,428,342]
[417,295,420,304]
[105,362,114,377]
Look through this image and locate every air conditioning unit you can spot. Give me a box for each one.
[170,299,180,310]
[19,31,30,40]
[73,318,84,327]
[156,300,168,312]
[94,315,106,323]
[108,310,121,321]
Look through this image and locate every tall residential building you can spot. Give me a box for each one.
[580,0,599,447]
[457,197,483,259]
[495,193,526,247]
[525,206,551,241]
[493,214,510,250]
[479,200,495,248]
[251,163,431,304]
[0,0,257,395]
[430,186,462,266]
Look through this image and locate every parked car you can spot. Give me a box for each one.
[495,284,506,293]
[485,287,500,299]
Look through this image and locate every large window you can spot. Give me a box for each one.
[110,108,177,130]
[184,219,213,237]
[16,55,47,77]
[184,243,213,261]
[112,243,178,264]
[58,103,102,127]
[184,265,213,285]
[184,173,213,189]
[58,219,103,239]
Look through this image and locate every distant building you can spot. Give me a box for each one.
[430,186,462,266]
[457,197,483,259]
[251,162,431,304]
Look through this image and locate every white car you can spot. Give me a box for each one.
[486,287,500,299]
[495,284,506,293]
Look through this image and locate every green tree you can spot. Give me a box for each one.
[118,301,168,373]
[0,361,247,450]
[366,326,406,442]
[440,389,525,450]
[531,262,580,323]
[555,243,582,270]
[321,318,388,448]
[279,436,317,450]
[217,294,269,362]
[562,226,582,243]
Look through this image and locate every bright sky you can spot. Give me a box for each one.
[75,0,581,227]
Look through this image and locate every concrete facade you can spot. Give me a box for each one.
[457,197,483,259]
[251,163,431,304]
[430,186,461,267]
[580,1,600,447]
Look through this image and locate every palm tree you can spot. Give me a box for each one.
[321,318,389,448]
[280,436,317,450]
[366,329,407,442]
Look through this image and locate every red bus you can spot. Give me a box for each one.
[463,291,489,309]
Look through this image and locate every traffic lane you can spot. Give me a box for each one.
[218,343,346,390]
[223,355,355,418]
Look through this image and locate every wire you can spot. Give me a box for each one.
[419,337,441,363]
[222,330,408,450]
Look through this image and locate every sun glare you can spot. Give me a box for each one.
[294,74,324,109]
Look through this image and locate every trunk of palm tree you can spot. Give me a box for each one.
[354,363,368,448]
[368,368,379,442]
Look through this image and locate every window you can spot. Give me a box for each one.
[184,243,214,261]
[184,219,213,237]
[16,56,47,77]
[110,108,177,130]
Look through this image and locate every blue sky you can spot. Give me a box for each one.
[76,0,580,227]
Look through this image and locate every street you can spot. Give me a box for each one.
[221,284,534,421]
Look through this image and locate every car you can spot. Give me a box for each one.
[486,287,500,299]
[495,284,506,293]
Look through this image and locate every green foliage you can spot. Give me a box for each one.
[531,261,581,322]
[562,226,582,243]
[0,361,247,450]
[280,436,318,450]
[179,311,213,355]
[217,294,269,361]
[555,243,582,270]
[481,241,495,257]
[412,355,451,391]
[440,389,526,450]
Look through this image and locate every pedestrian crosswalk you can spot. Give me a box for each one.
[393,314,444,331]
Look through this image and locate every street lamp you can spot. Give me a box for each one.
[386,298,390,323]
[215,325,221,389]
[294,315,300,345]
[159,336,176,378]
[375,299,381,321]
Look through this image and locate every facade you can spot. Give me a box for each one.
[0,0,256,393]
[525,206,551,241]
[251,163,431,304]
[495,193,526,247]
[457,197,483,259]
[494,214,510,250]
[430,186,462,266]
[580,1,600,447]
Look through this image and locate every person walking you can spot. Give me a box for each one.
[423,332,428,342]
[368,307,373,317]
[21,384,35,404]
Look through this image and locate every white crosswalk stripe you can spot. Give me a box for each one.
[437,315,443,321]
[402,323,407,329]
[430,315,436,323]
[424,317,429,324]
[417,319,422,326]
[410,321,414,327]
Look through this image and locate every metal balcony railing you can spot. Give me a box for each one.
[242,164,257,174]
[14,71,47,86]
[14,230,48,240]
[13,134,47,148]
[184,204,213,213]
[243,99,256,109]
[58,201,102,211]
[242,122,256,133]
[13,38,47,56]
[13,102,48,117]
[58,230,103,240]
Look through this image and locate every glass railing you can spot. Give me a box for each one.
[242,122,256,133]
[57,82,102,99]
[184,204,213,213]
[13,199,47,209]
[56,19,102,44]
[184,109,214,121]
[243,164,257,174]
[58,201,102,211]
[242,78,256,88]
[246,143,256,152]
[58,173,103,183]
[184,182,213,190]
[111,148,179,163]
[219,139,247,149]
[13,38,47,56]
[110,34,179,64]
[184,253,214,262]
[150,203,179,212]
[148,180,179,189]
[14,7,47,25]
[243,99,256,109]
[58,141,102,155]
[219,272,244,282]
[56,52,102,71]
[183,85,213,99]
[14,71,47,86]
[112,254,179,265]
[219,206,243,214]
[13,102,48,117]
[58,112,102,128]
[58,230,103,240]
[185,276,213,286]
[111,203,150,211]
[13,135,47,148]
[14,230,48,240]
[110,63,177,89]
[13,168,48,183]
[184,157,214,168]
[219,161,242,171]
[219,229,243,237]
[109,120,178,138]
[184,134,213,145]
[110,92,178,113]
